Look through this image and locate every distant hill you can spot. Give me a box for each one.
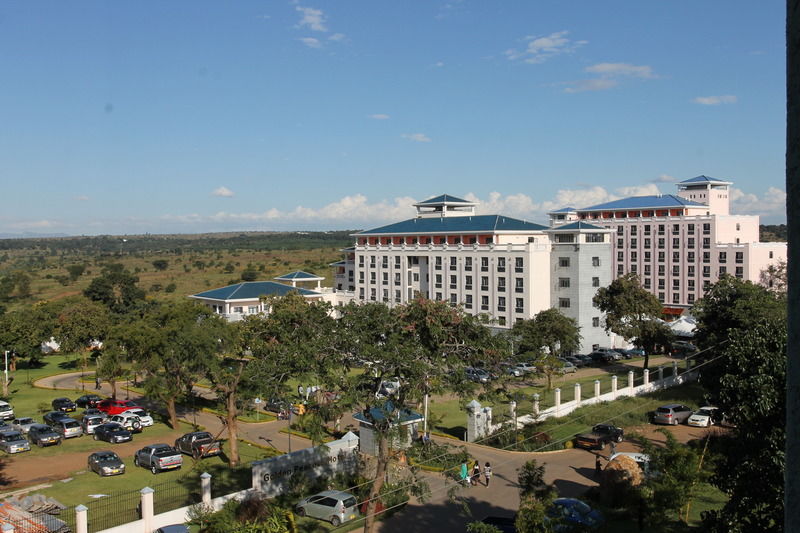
[760,224,787,242]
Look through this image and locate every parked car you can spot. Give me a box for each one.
[50,418,83,439]
[51,397,77,412]
[670,341,698,358]
[93,422,133,444]
[28,424,62,447]
[81,414,106,435]
[126,409,154,427]
[611,348,631,360]
[556,358,577,374]
[82,408,107,419]
[0,428,31,454]
[75,394,104,408]
[653,404,694,425]
[88,451,125,476]
[174,431,222,459]
[465,367,493,384]
[0,401,15,421]
[574,424,624,450]
[588,350,615,364]
[43,411,72,426]
[513,362,537,374]
[500,363,524,377]
[134,443,183,474]
[626,348,646,357]
[12,417,37,434]
[572,354,593,367]
[687,406,722,428]
[563,355,587,368]
[109,413,143,433]
[547,498,604,530]
[155,526,189,533]
[295,490,360,527]
[97,399,141,416]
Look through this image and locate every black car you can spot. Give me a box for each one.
[88,451,126,476]
[76,394,104,408]
[93,422,133,444]
[43,411,72,426]
[51,397,77,412]
[28,424,62,447]
[588,351,615,364]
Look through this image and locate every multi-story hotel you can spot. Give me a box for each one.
[334,195,614,352]
[548,175,786,314]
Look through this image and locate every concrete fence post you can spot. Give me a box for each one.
[611,375,618,398]
[75,504,88,533]
[2,522,15,533]
[532,394,540,416]
[574,382,581,407]
[658,366,664,387]
[628,370,635,393]
[201,472,212,507]
[594,380,600,400]
[554,388,561,416]
[643,369,650,386]
[140,487,155,533]
[672,361,679,380]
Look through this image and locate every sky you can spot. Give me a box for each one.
[0,1,788,236]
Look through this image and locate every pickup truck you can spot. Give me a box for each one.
[574,424,624,450]
[134,443,183,474]
[174,431,222,459]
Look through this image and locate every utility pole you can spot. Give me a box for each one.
[2,351,8,398]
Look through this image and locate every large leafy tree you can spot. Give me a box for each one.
[83,263,146,314]
[592,273,666,369]
[512,309,582,390]
[0,302,60,364]
[54,298,111,384]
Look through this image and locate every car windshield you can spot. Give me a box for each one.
[342,497,357,508]
[96,453,117,462]
[17,418,33,424]
[570,501,592,514]
[2,432,22,441]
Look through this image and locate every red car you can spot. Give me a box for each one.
[97,399,141,416]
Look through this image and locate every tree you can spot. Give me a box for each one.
[54,298,111,385]
[592,273,663,369]
[65,264,86,282]
[240,270,259,282]
[95,347,127,399]
[0,302,60,365]
[515,459,556,533]
[759,259,787,294]
[83,263,146,314]
[512,309,582,390]
[151,259,169,271]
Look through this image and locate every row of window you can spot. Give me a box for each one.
[557,257,602,268]
[358,255,526,272]
[616,237,717,249]
[616,250,745,264]
[558,277,601,288]
[617,264,745,278]
[615,223,713,236]
[357,288,527,314]
[358,271,527,290]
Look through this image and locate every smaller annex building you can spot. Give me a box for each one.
[189,271,345,322]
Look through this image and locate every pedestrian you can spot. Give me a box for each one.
[610,440,617,457]
[460,461,470,487]
[484,462,492,487]
[595,455,602,478]
[471,461,482,486]
[94,377,101,390]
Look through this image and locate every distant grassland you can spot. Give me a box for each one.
[0,231,353,310]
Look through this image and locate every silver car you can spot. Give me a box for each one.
[12,417,37,434]
[51,418,83,439]
[0,429,30,454]
[653,404,693,425]
[81,415,106,435]
[295,490,359,527]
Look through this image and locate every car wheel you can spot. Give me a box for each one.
[330,516,341,527]
[151,465,158,475]
[616,435,623,443]
[133,422,141,431]
[93,434,98,441]
[134,456,139,467]
[37,441,43,448]
[296,507,306,517]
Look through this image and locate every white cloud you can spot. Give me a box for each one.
[692,95,737,105]
[651,174,677,183]
[329,33,346,41]
[730,187,785,218]
[435,61,444,68]
[563,79,618,93]
[296,6,327,32]
[74,195,90,201]
[8,219,58,230]
[402,133,431,143]
[299,37,322,48]
[615,184,661,197]
[368,114,390,120]
[212,186,235,198]
[505,31,587,64]
[585,62,655,79]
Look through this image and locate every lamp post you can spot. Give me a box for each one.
[3,351,8,398]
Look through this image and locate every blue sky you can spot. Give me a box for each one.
[0,1,787,236]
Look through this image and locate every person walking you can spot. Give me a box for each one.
[460,461,470,487]
[484,462,492,487]
[471,461,482,486]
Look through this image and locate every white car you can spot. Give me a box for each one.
[375,379,401,399]
[687,406,720,427]
[514,362,537,374]
[0,401,14,421]
[127,409,154,427]
[109,412,143,432]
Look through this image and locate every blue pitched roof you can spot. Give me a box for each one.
[274,271,323,280]
[579,194,707,212]
[678,175,730,184]
[353,401,424,425]
[416,194,471,205]
[549,221,607,231]
[357,215,547,235]
[191,281,319,301]
[549,206,577,213]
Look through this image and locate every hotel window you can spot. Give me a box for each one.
[617,264,624,275]
[592,317,600,327]
[658,224,665,235]
[631,251,638,262]
[703,252,710,263]
[644,278,651,289]
[359,271,365,282]
[631,226,638,236]
[672,266,680,276]
[465,276,473,290]
[497,258,506,272]
[658,238,665,249]
[395,256,401,267]
[719,252,727,263]
[359,288,365,299]
[370,255,376,267]
[383,289,389,302]
[658,252,665,263]
[498,278,506,292]
[736,267,743,278]
[644,225,651,235]
[515,257,524,272]
[617,238,624,248]
[688,279,695,290]
[413,273,420,282]
[704,280,711,290]
[735,252,743,264]
[481,276,489,291]
[558,234,576,243]
[450,294,458,305]
[644,265,651,275]
[644,251,651,262]
[515,298,524,313]
[515,278,524,292]
[435,292,442,301]
[644,238,651,249]
[688,238,695,248]
[617,226,624,235]
[359,256,365,266]
[382,272,389,285]
[481,295,489,310]
[382,256,388,268]
[719,266,727,275]
[688,252,695,262]
[481,257,489,271]
[450,257,457,270]
[672,224,680,235]
[498,297,506,312]
[769,251,774,259]
[592,277,600,287]
[687,224,695,235]
[673,293,680,304]
[617,251,624,261]
[658,265,665,276]
[688,293,695,304]
[703,266,711,277]
[672,238,680,248]
[558,298,570,309]
[658,279,665,289]
[631,264,638,274]
[631,238,638,247]
[370,272,376,283]
[465,295,473,309]
[592,257,600,267]
[586,233,604,243]
[370,288,376,301]
[435,257,442,270]
[465,257,473,271]
[672,252,679,263]
[658,292,665,303]
[435,274,442,288]
[450,275,457,289]
[559,257,570,267]
[703,223,711,234]
[559,278,570,288]
[673,279,680,289]
[395,273,401,285]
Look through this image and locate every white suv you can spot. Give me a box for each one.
[109,412,143,432]
[126,409,154,427]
